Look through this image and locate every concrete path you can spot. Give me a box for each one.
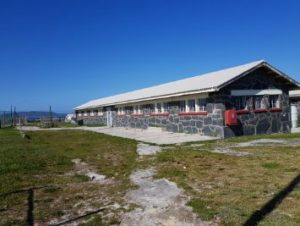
[18,126,217,145]
[120,168,214,226]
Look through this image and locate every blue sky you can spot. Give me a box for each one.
[1,0,300,113]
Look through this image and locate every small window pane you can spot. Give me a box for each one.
[198,99,207,111]
[255,97,262,109]
[188,99,196,112]
[270,95,281,108]
[157,103,162,113]
[179,101,186,112]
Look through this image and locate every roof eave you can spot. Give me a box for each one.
[217,61,300,91]
[74,87,218,110]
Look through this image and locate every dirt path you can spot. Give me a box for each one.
[121,168,214,226]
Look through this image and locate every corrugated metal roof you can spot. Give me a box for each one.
[75,60,298,110]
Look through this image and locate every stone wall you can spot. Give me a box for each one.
[220,67,292,137]
[165,103,224,137]
[112,102,225,138]
[224,110,290,138]
[77,115,107,126]
[114,115,148,129]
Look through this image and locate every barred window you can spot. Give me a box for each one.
[124,106,133,114]
[166,101,185,112]
[198,99,207,111]
[269,95,281,108]
[188,99,196,112]
[156,103,162,113]
[142,104,155,114]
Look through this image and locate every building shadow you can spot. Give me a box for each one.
[244,173,300,226]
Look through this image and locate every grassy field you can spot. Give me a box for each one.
[153,134,300,226]
[0,128,137,225]
[1,128,300,225]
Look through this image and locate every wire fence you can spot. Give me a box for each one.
[0,111,15,128]
[0,109,67,129]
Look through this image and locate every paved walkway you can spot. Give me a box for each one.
[19,126,217,145]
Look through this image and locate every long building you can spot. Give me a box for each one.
[75,60,299,138]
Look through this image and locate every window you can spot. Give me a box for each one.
[98,109,103,116]
[254,96,269,109]
[233,95,282,110]
[188,99,195,112]
[166,101,186,112]
[163,103,168,112]
[156,103,162,113]
[233,96,254,110]
[124,106,133,115]
[270,95,281,108]
[245,97,253,110]
[87,110,91,116]
[134,106,140,114]
[198,99,207,111]
[142,104,155,114]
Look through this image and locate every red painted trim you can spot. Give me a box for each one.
[178,111,208,116]
[253,109,268,113]
[130,114,144,117]
[270,108,282,112]
[236,110,251,115]
[235,108,283,115]
[150,113,170,116]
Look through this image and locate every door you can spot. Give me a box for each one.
[106,107,113,127]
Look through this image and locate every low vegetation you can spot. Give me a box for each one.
[154,134,300,225]
[1,128,300,225]
[0,128,137,225]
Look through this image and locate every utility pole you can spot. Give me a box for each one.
[10,105,13,127]
[49,105,53,127]
[14,106,16,127]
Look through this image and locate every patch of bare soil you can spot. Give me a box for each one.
[236,138,300,147]
[69,159,112,184]
[120,168,215,226]
[211,147,252,157]
[46,159,126,225]
[137,143,162,156]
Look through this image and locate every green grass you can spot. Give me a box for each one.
[0,128,137,225]
[154,137,300,225]
[224,132,300,143]
[188,198,217,220]
[2,128,300,225]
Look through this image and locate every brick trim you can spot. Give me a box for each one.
[178,111,208,116]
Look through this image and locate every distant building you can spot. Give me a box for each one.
[75,60,299,138]
[65,113,76,123]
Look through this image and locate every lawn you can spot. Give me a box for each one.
[1,128,300,226]
[0,128,137,225]
[153,134,300,226]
